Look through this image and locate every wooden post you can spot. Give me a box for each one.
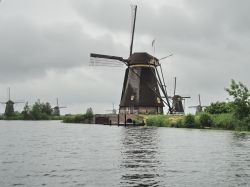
[124,114,127,126]
[118,114,120,126]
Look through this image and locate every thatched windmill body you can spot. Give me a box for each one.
[0,88,24,116]
[90,5,172,114]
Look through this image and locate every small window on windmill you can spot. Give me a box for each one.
[131,95,134,101]
[157,97,161,104]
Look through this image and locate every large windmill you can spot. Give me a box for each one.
[53,98,66,116]
[90,5,173,114]
[169,77,190,113]
[189,94,207,114]
[0,88,24,116]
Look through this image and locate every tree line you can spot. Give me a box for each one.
[1,102,62,120]
[146,79,250,131]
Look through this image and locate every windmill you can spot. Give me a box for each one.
[168,77,190,113]
[0,88,24,117]
[106,103,118,115]
[53,98,66,116]
[189,94,207,114]
[90,5,173,115]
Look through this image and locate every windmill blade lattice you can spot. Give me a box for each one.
[90,53,126,67]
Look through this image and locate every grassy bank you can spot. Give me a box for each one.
[62,114,93,124]
[0,114,64,121]
[145,113,250,131]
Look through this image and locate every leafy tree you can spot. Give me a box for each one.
[41,102,53,115]
[205,101,233,114]
[184,114,195,128]
[30,102,43,120]
[85,107,94,119]
[22,102,31,120]
[198,113,213,127]
[225,80,250,119]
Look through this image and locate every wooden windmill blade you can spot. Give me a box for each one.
[181,96,191,99]
[198,94,201,106]
[59,106,67,109]
[173,77,177,96]
[90,53,128,67]
[13,101,25,104]
[189,106,198,108]
[130,5,137,56]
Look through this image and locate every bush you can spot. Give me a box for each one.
[235,117,250,131]
[63,114,93,124]
[225,80,250,119]
[85,107,94,119]
[63,116,76,123]
[184,114,196,128]
[205,102,233,114]
[146,115,170,127]
[173,119,185,128]
[213,113,236,130]
[198,113,213,128]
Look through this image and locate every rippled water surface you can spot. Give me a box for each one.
[0,121,250,187]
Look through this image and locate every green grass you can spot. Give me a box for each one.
[146,115,171,127]
[143,112,250,132]
[62,114,93,124]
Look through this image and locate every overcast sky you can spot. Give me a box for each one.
[0,0,249,114]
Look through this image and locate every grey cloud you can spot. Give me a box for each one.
[0,14,126,83]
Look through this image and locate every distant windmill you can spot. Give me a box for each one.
[168,77,190,113]
[90,5,173,114]
[189,94,207,114]
[0,88,24,116]
[106,103,118,114]
[53,98,66,116]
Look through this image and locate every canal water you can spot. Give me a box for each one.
[0,121,249,187]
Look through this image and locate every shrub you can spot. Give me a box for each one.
[225,80,250,119]
[205,101,233,114]
[146,115,170,127]
[85,108,94,119]
[63,116,75,123]
[213,113,236,130]
[184,114,196,128]
[198,113,213,128]
[235,116,250,131]
[173,119,184,128]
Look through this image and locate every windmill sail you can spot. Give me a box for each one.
[130,5,137,56]
[90,53,127,67]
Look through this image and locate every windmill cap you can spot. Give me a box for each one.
[128,52,159,66]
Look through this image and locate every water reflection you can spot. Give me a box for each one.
[227,132,250,186]
[120,127,161,187]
